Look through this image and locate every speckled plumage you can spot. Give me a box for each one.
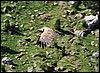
[37,27,58,47]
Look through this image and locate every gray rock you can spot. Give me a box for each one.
[74,30,85,37]
[95,30,99,38]
[27,67,33,72]
[92,52,99,58]
[83,15,99,30]
[2,57,13,65]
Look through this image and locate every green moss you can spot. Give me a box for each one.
[1,1,99,72]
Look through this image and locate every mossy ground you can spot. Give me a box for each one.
[1,1,99,72]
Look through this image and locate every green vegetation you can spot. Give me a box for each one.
[1,1,99,72]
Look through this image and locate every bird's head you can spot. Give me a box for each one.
[37,26,50,32]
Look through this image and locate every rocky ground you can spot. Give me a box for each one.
[1,1,99,72]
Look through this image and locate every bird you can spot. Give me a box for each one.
[36,26,59,48]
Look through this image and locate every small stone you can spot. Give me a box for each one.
[16,52,25,59]
[92,52,99,58]
[25,52,28,54]
[75,14,83,18]
[28,12,32,15]
[22,61,26,65]
[3,7,7,13]
[9,65,16,70]
[62,14,67,18]
[23,33,27,36]
[18,40,22,43]
[28,32,32,36]
[91,31,94,35]
[66,10,72,15]
[19,49,26,52]
[54,67,59,71]
[91,41,95,46]
[74,30,85,37]
[5,14,12,17]
[39,14,50,21]
[2,57,13,65]
[31,15,35,19]
[29,27,34,30]
[45,1,49,3]
[54,2,58,6]
[40,22,43,25]
[20,25,24,27]
[46,51,49,55]
[33,41,37,45]
[33,61,37,67]
[22,42,26,45]
[60,66,64,70]
[27,67,33,72]
[64,10,67,14]
[81,46,88,51]
[17,43,22,47]
[25,43,29,46]
[68,1,75,4]
[30,20,34,23]
[34,10,38,12]
[37,11,44,16]
[47,63,52,67]
[95,44,98,47]
[22,6,25,8]
[95,30,99,38]
[15,25,19,28]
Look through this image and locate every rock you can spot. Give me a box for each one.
[9,65,16,70]
[74,30,85,37]
[53,2,58,6]
[45,1,49,3]
[83,15,99,30]
[68,1,75,4]
[27,67,33,72]
[2,57,13,65]
[20,24,24,28]
[59,1,66,7]
[95,30,99,38]
[91,31,95,35]
[16,52,25,59]
[62,14,67,18]
[46,51,49,55]
[25,43,29,46]
[92,52,99,58]
[29,27,34,30]
[31,15,35,19]
[22,6,25,8]
[37,11,44,16]
[66,10,72,15]
[19,49,26,52]
[18,40,22,43]
[40,22,43,25]
[34,10,38,12]
[5,14,12,18]
[95,44,98,47]
[46,63,52,67]
[75,13,83,18]
[35,67,44,72]
[39,14,51,22]
[30,20,34,23]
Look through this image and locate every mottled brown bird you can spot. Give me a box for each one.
[37,26,58,47]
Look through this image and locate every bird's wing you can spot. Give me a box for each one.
[39,30,58,45]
